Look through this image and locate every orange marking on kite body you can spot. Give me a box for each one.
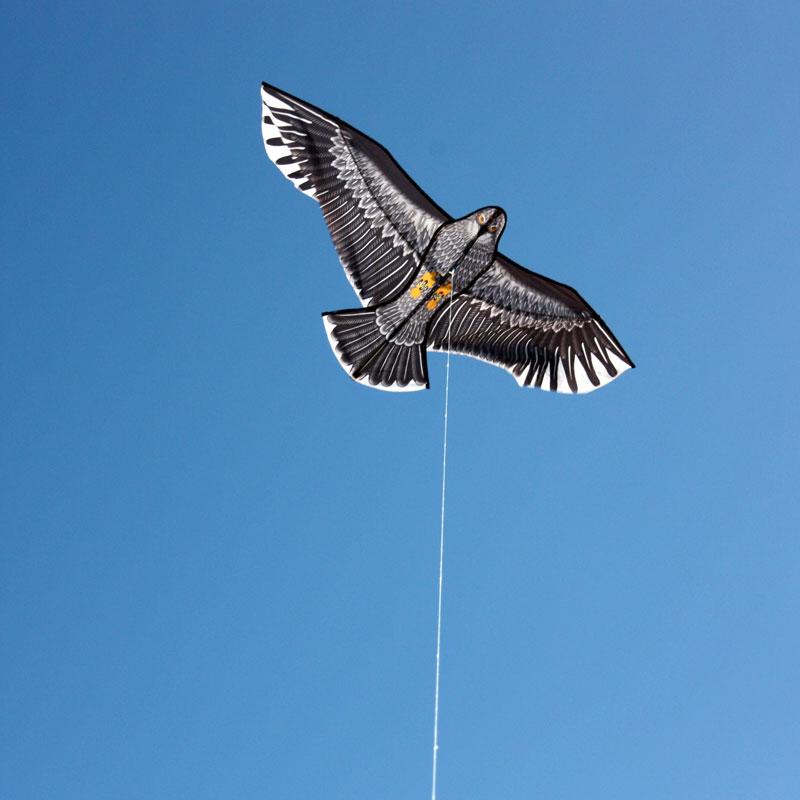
[426,284,452,311]
[410,271,439,300]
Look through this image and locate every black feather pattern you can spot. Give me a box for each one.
[261,83,449,306]
[428,256,634,393]
[324,309,428,391]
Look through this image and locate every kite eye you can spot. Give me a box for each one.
[477,213,486,225]
[488,224,498,233]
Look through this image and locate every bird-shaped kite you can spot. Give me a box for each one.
[260,82,634,393]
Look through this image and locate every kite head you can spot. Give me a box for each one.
[472,207,506,243]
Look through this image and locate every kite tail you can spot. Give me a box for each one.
[322,308,429,392]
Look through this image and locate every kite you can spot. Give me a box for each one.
[260,82,634,393]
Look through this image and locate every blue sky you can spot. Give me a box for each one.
[2,2,799,798]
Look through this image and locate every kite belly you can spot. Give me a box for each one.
[377,270,453,344]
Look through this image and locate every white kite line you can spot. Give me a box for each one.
[431,294,453,800]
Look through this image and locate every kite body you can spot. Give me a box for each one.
[261,82,634,393]
[325,209,504,390]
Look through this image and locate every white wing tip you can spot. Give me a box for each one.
[508,348,632,394]
[562,351,633,394]
[261,86,317,199]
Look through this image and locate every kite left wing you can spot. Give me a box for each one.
[261,82,450,306]
[428,254,634,393]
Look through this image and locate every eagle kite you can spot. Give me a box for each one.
[260,82,634,393]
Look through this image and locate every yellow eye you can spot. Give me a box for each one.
[477,213,486,225]
[488,224,498,233]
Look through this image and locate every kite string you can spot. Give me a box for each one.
[431,294,453,800]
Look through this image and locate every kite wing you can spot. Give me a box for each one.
[261,82,451,306]
[428,254,634,393]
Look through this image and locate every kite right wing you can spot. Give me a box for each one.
[261,82,451,306]
[428,254,634,393]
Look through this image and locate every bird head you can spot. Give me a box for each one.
[471,207,506,242]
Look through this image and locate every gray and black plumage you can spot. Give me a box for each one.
[261,82,634,393]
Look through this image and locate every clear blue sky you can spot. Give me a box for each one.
[2,2,798,798]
